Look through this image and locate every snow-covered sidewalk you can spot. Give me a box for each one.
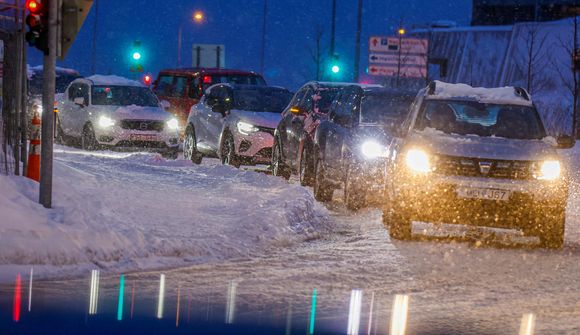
[0,147,329,282]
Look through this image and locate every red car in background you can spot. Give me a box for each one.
[152,68,267,129]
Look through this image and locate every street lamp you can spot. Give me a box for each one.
[178,10,206,67]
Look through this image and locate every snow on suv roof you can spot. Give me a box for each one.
[427,80,533,107]
[86,75,144,87]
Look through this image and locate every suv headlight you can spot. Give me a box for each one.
[361,140,388,159]
[237,121,258,135]
[405,148,431,173]
[166,118,179,130]
[535,160,561,181]
[98,116,115,128]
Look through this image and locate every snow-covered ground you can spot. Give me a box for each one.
[0,146,329,282]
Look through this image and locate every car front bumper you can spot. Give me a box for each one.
[94,126,180,153]
[390,172,569,230]
[233,129,275,165]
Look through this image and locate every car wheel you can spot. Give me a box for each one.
[299,146,315,186]
[384,204,412,240]
[81,124,98,151]
[538,207,565,249]
[221,132,240,168]
[313,159,333,202]
[344,164,366,211]
[184,127,202,164]
[272,137,290,180]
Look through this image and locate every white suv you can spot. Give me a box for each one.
[56,75,180,158]
[384,81,575,248]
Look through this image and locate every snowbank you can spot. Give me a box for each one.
[0,148,329,281]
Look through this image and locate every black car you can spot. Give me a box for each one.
[271,81,351,184]
[312,86,415,209]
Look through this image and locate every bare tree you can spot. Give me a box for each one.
[551,16,579,137]
[307,25,325,81]
[519,23,550,94]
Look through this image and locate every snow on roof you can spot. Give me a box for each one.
[86,75,144,87]
[428,80,533,106]
[29,65,81,75]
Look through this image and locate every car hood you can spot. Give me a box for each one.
[407,130,559,161]
[351,125,394,145]
[230,110,281,129]
[101,105,172,121]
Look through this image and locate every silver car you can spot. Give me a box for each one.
[384,81,575,248]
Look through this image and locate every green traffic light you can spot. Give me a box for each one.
[132,51,142,61]
[331,65,340,74]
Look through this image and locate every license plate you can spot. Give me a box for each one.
[456,187,511,201]
[130,134,157,141]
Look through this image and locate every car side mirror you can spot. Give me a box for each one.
[289,105,306,115]
[73,97,86,107]
[159,100,171,110]
[556,134,575,149]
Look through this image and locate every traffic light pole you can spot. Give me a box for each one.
[39,0,58,208]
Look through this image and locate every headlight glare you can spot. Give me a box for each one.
[405,149,431,173]
[98,116,115,128]
[237,121,258,135]
[167,118,179,130]
[361,141,388,158]
[536,160,561,180]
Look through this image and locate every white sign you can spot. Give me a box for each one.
[368,36,428,78]
[192,44,226,68]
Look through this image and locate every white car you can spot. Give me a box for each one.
[56,75,180,158]
[184,84,292,167]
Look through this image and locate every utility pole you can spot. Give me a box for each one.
[39,0,57,208]
[177,23,182,67]
[91,0,99,74]
[353,0,362,82]
[330,0,336,57]
[260,0,268,74]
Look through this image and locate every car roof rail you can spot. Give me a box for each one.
[427,81,437,95]
[514,87,530,101]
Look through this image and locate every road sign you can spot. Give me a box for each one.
[368,36,428,79]
[192,44,226,68]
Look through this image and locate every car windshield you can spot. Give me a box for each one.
[91,85,159,107]
[30,73,81,95]
[203,74,266,91]
[233,88,292,112]
[360,94,413,125]
[415,100,546,139]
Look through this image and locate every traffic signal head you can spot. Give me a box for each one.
[25,0,48,54]
[331,65,340,74]
[132,51,142,61]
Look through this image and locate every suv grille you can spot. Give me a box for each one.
[434,155,532,180]
[120,120,164,132]
[256,126,275,136]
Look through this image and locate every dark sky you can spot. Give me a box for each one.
[28,0,471,90]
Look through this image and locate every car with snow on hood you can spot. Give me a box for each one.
[56,75,180,158]
[184,84,293,167]
[312,85,415,209]
[384,81,575,248]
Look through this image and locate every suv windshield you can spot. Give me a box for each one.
[360,94,413,124]
[91,85,159,107]
[233,88,292,112]
[415,100,546,140]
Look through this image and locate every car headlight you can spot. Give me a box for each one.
[361,140,388,159]
[535,160,561,181]
[405,148,431,173]
[98,116,115,128]
[237,121,258,135]
[166,118,179,130]
[32,104,43,115]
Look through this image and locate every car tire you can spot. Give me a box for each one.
[344,164,366,211]
[384,204,412,241]
[221,132,240,168]
[299,146,315,186]
[538,207,565,249]
[184,127,202,164]
[272,137,291,180]
[81,124,99,151]
[313,159,333,202]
